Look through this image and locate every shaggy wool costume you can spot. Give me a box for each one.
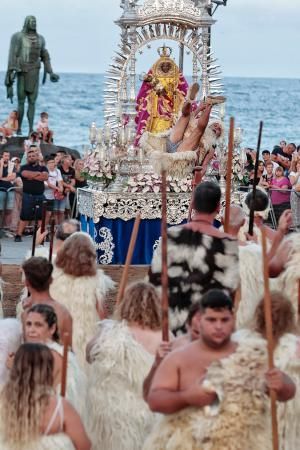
[234,330,300,450]
[50,268,115,369]
[0,434,75,450]
[276,233,300,318]
[86,320,157,450]
[150,226,239,334]
[236,243,279,329]
[143,337,271,450]
[0,319,22,385]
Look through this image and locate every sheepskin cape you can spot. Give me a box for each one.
[50,268,114,369]
[276,233,300,318]
[234,330,300,450]
[236,243,279,329]
[0,433,75,450]
[0,319,22,386]
[86,320,157,450]
[149,226,239,334]
[143,337,271,450]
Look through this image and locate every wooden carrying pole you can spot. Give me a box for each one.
[115,214,141,305]
[48,219,55,263]
[248,121,264,235]
[61,332,69,397]
[261,225,279,450]
[223,117,235,233]
[161,170,169,342]
[31,205,40,257]
[41,200,47,234]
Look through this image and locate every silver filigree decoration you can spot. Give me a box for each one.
[78,188,191,225]
[95,227,115,264]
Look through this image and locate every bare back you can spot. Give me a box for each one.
[129,325,162,355]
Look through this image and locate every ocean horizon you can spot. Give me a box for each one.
[0,71,299,152]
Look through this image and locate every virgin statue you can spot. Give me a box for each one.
[134,45,188,145]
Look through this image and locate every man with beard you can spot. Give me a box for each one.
[14,148,48,242]
[5,15,59,134]
[143,290,295,450]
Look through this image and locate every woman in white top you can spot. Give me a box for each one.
[289,159,300,230]
[44,155,64,226]
[0,343,91,450]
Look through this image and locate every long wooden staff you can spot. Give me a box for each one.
[261,225,279,450]
[161,170,169,342]
[48,219,55,263]
[248,121,264,235]
[223,117,235,233]
[31,205,40,256]
[61,332,69,397]
[115,214,141,305]
[40,200,47,234]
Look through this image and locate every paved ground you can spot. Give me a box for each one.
[0,234,35,264]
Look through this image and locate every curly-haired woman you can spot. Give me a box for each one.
[0,343,91,450]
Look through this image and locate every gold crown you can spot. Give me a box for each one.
[157,45,172,58]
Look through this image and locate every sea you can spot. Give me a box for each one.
[0,72,299,153]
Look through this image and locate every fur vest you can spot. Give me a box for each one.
[86,320,157,450]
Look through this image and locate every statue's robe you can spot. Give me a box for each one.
[86,320,157,450]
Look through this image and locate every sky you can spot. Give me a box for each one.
[0,0,299,78]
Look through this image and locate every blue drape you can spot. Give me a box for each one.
[80,215,185,265]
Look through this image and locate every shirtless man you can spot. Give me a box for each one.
[21,256,73,346]
[147,289,294,414]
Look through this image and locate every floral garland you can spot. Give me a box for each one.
[123,173,193,194]
[82,152,115,185]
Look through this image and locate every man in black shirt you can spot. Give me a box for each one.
[271,143,296,171]
[15,148,48,242]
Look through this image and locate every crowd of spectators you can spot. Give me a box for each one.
[0,147,86,240]
[243,140,300,228]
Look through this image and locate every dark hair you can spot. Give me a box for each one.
[199,289,233,312]
[41,112,48,118]
[262,150,270,155]
[30,132,39,141]
[55,219,80,241]
[22,257,53,291]
[45,154,55,163]
[186,302,201,325]
[27,304,60,342]
[12,110,18,119]
[193,181,221,214]
[245,189,269,212]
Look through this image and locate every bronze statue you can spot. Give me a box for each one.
[5,16,59,135]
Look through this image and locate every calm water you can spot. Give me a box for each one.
[0,72,299,151]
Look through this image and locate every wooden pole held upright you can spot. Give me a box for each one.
[48,219,55,263]
[161,169,169,342]
[41,200,47,234]
[115,214,141,305]
[31,205,40,257]
[248,121,264,235]
[261,225,279,450]
[224,117,235,233]
[61,332,69,397]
